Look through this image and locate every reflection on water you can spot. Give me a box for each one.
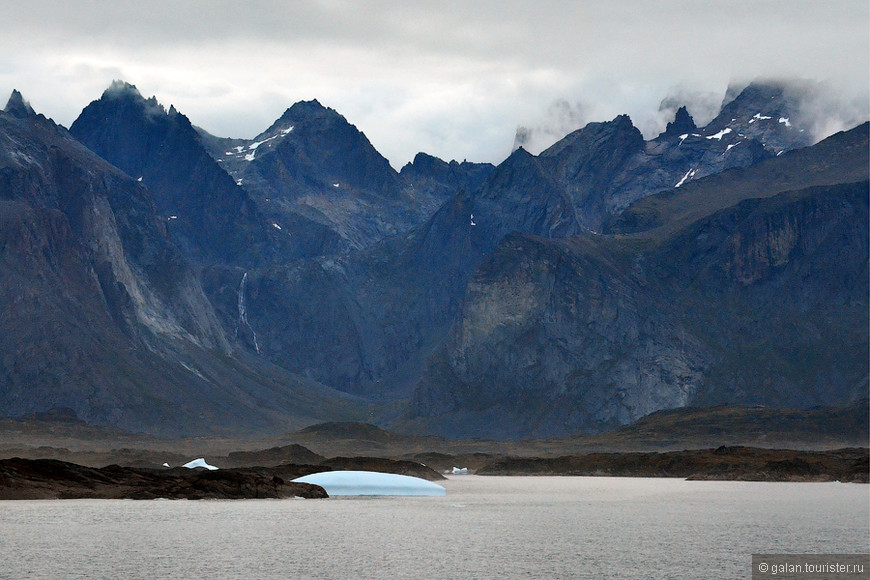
[1,476,867,579]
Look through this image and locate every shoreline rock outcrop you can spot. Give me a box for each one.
[0,458,328,500]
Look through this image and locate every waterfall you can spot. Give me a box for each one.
[236,272,260,354]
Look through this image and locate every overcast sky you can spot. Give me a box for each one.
[1,1,867,168]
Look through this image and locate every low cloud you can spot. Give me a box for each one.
[513,99,588,154]
[0,1,867,167]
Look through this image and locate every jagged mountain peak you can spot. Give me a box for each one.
[104,79,142,98]
[539,114,643,159]
[93,80,170,120]
[405,151,447,171]
[287,98,328,115]
[662,106,697,138]
[702,79,814,154]
[717,81,793,121]
[719,79,808,111]
[263,98,340,132]
[505,144,535,162]
[4,89,36,118]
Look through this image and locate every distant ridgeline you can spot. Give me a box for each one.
[0,80,866,439]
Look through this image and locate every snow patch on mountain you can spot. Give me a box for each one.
[675,168,697,187]
[706,128,732,140]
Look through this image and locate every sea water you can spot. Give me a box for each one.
[0,476,867,579]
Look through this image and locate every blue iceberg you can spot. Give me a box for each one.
[292,470,446,497]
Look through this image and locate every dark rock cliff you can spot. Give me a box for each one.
[0,92,366,435]
[69,81,290,266]
[407,125,868,437]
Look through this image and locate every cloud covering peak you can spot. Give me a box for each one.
[1,1,867,167]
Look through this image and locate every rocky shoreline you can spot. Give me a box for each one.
[0,458,330,500]
[475,446,869,482]
[1,446,866,500]
[0,455,445,500]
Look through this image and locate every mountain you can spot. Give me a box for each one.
[2,79,865,441]
[407,124,868,438]
[198,100,486,251]
[703,80,816,155]
[69,81,319,265]
[0,92,366,435]
[190,83,864,429]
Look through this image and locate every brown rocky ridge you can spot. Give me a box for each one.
[475,447,869,482]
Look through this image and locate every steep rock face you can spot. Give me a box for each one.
[0,94,365,435]
[662,106,697,137]
[205,148,577,395]
[69,82,289,265]
[0,99,224,426]
[412,234,708,438]
[0,98,227,351]
[201,259,373,392]
[210,85,836,403]
[408,127,868,437]
[472,148,581,240]
[657,181,869,408]
[399,152,494,203]
[539,115,646,228]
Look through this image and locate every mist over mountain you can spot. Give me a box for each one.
[1,79,866,439]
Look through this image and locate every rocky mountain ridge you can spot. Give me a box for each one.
[1,79,866,439]
[0,90,366,436]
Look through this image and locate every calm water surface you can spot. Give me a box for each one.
[0,476,867,579]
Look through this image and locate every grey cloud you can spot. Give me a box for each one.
[513,99,588,154]
[1,0,867,167]
[653,87,725,136]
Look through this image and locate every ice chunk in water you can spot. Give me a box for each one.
[292,470,446,496]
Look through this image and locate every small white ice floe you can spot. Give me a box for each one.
[137,176,143,182]
[272,222,282,230]
[282,126,295,135]
[162,462,170,468]
[779,117,791,127]
[332,183,340,188]
[182,458,218,471]
[452,467,469,475]
[292,470,446,497]
[470,214,476,226]
[167,215,178,221]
